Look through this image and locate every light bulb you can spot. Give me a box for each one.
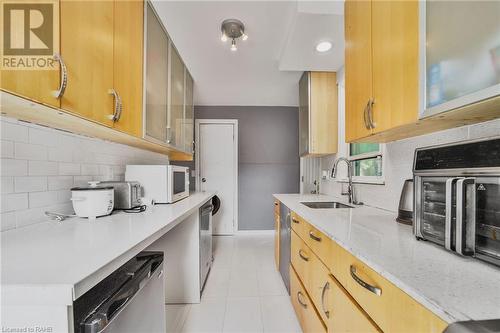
[316,41,332,53]
[242,33,248,41]
[221,33,228,42]
[231,39,237,51]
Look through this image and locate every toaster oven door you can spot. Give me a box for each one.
[416,176,459,249]
[474,177,500,266]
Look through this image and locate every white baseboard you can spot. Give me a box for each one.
[235,230,274,236]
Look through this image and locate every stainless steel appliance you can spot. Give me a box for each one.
[414,137,500,267]
[125,165,190,203]
[396,179,414,225]
[73,252,165,333]
[200,200,214,291]
[98,181,142,209]
[279,204,291,293]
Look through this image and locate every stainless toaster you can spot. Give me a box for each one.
[98,181,142,209]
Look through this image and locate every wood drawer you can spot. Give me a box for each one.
[291,212,331,267]
[330,241,447,333]
[328,274,381,333]
[290,265,327,333]
[291,230,332,324]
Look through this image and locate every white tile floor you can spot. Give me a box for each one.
[166,233,302,333]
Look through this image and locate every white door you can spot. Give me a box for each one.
[197,120,237,235]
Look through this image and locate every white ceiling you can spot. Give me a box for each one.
[151,1,345,107]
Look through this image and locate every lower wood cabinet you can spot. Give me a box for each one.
[290,265,327,333]
[328,274,380,333]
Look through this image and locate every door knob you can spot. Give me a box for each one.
[202,178,206,183]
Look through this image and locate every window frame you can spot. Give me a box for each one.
[346,143,386,185]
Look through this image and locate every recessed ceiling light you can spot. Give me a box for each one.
[316,41,332,53]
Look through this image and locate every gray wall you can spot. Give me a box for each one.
[192,106,300,230]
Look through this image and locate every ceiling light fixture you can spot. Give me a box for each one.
[221,19,247,51]
[316,41,332,53]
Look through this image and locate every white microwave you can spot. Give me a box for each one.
[125,165,190,203]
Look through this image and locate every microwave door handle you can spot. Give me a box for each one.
[445,178,457,251]
[456,178,476,256]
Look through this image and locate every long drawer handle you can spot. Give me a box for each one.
[52,53,67,99]
[321,281,330,318]
[309,231,321,242]
[292,218,299,224]
[298,249,309,262]
[350,265,382,296]
[297,291,307,308]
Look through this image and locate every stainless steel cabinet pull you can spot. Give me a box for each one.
[108,89,123,122]
[297,291,307,308]
[298,249,309,262]
[292,218,299,224]
[166,127,172,144]
[321,281,330,318]
[367,99,376,129]
[363,100,370,130]
[309,231,321,242]
[52,53,67,99]
[350,265,382,296]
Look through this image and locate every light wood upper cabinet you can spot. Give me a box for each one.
[0,1,61,108]
[371,0,419,134]
[168,45,185,149]
[113,0,144,137]
[60,0,115,128]
[344,0,373,142]
[299,72,338,157]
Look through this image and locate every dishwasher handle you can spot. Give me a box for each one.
[81,256,163,333]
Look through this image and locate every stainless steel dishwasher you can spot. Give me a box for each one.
[200,200,214,292]
[73,252,165,333]
[279,204,291,294]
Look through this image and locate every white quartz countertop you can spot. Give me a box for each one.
[1,192,214,305]
[274,193,500,323]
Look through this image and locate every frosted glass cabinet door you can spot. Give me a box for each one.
[145,3,168,142]
[168,45,185,149]
[184,71,194,153]
[425,1,500,110]
[299,72,309,156]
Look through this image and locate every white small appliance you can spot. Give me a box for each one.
[70,182,114,218]
[125,165,190,203]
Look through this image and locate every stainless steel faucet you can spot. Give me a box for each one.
[331,157,363,205]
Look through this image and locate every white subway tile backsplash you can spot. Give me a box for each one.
[1,141,14,158]
[48,146,73,162]
[1,159,28,176]
[468,119,500,140]
[1,193,28,212]
[1,116,169,231]
[28,160,58,176]
[1,212,16,231]
[29,191,59,208]
[1,177,14,193]
[48,176,74,190]
[14,176,47,192]
[1,121,29,142]
[58,162,81,176]
[14,142,47,160]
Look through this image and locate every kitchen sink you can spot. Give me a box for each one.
[301,201,353,209]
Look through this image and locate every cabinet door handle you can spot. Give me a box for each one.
[298,249,309,262]
[350,265,382,296]
[297,291,307,308]
[166,127,172,144]
[367,99,376,129]
[52,53,67,99]
[309,231,321,242]
[292,218,299,224]
[321,281,330,318]
[108,89,123,122]
[363,100,370,130]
